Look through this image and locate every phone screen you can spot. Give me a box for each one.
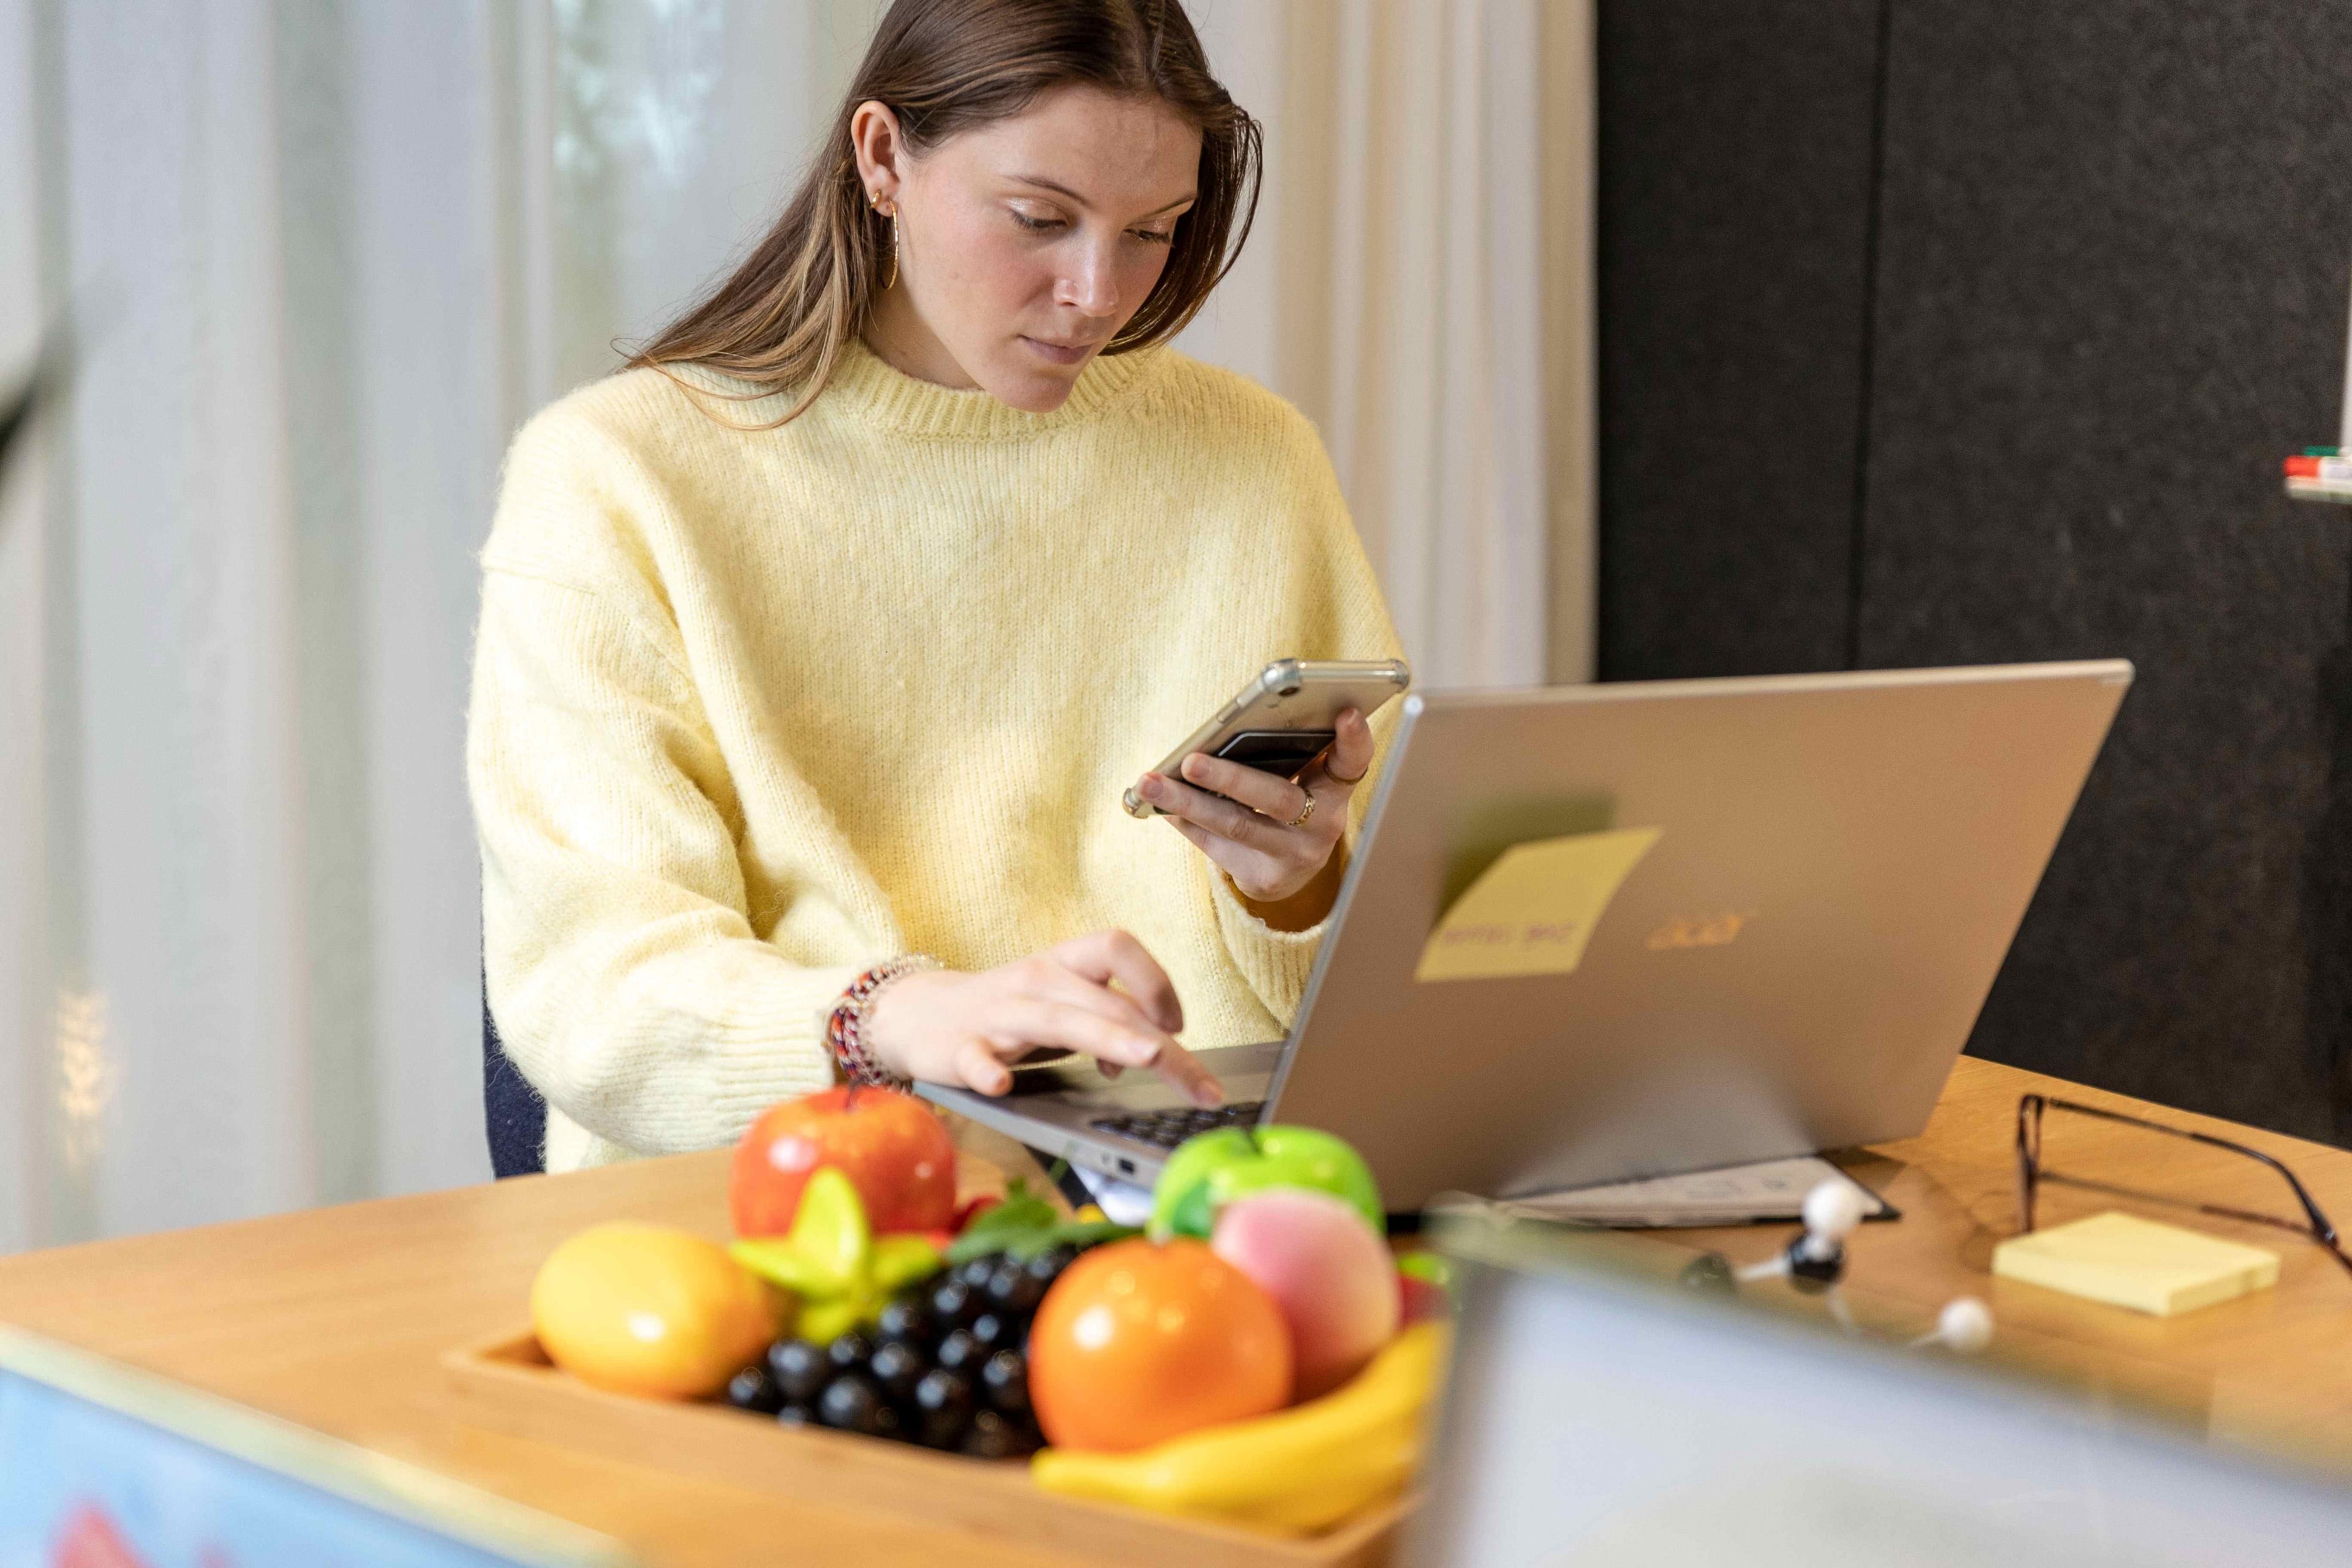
[1213,729,1336,777]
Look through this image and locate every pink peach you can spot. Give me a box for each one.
[1210,1187,1400,1398]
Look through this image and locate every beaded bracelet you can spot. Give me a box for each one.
[823,955,941,1088]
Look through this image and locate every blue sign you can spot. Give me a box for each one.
[0,1352,626,1568]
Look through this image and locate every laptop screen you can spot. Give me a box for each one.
[0,1329,628,1568]
[1407,1229,2352,1567]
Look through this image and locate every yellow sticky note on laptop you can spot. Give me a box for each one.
[1415,827,1662,982]
[1992,1211,2279,1316]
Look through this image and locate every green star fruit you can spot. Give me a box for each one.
[730,1166,942,1341]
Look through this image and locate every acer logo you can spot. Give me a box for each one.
[1646,913,1751,951]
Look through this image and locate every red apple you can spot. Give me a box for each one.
[1210,1188,1400,1398]
[731,1087,956,1236]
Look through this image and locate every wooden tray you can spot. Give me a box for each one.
[444,1329,1412,1568]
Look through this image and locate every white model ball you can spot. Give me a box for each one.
[1937,1296,1994,1354]
[1802,1180,1868,1243]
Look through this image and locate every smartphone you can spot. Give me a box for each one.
[1123,658,1413,818]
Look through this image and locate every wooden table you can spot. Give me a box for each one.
[4,1058,2351,1564]
[1679,1057,2352,1474]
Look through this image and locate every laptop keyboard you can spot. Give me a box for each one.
[1090,1101,1266,1149]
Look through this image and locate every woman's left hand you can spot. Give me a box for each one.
[1133,707,1375,907]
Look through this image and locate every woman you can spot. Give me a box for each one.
[470,0,1401,1172]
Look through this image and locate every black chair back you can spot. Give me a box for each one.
[483,974,548,1178]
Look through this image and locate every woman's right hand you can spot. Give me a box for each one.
[861,930,1224,1107]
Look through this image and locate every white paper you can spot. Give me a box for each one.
[1476,1156,1890,1229]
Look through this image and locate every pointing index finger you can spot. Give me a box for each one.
[1142,1033,1226,1109]
[1045,931,1220,1107]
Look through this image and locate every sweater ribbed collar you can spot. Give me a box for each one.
[819,335,1153,439]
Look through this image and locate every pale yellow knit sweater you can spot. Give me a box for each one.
[469,340,1402,1173]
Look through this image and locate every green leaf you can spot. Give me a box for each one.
[1162,1178,1218,1242]
[945,1180,1059,1262]
[946,1226,1024,1265]
[1032,1219,1139,1255]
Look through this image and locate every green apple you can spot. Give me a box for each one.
[1148,1125,1384,1242]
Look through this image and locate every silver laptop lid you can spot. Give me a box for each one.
[1407,1216,2352,1567]
[1270,661,2132,1209]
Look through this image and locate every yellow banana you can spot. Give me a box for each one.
[1030,1322,1448,1535]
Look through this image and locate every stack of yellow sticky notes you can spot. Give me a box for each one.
[1992,1212,2280,1316]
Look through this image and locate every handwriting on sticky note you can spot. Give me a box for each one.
[1415,827,1662,982]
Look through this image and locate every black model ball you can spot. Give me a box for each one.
[766,1339,829,1403]
[725,1363,784,1415]
[868,1338,927,1404]
[933,1327,983,1374]
[929,1277,976,1324]
[985,1260,1046,1314]
[875,1294,935,1349]
[979,1349,1030,1417]
[911,1366,975,1449]
[818,1374,899,1438]
[961,1408,1038,1460]
[1024,1244,1079,1284]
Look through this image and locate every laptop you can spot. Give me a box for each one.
[919,660,2132,1212]
[1406,1214,2352,1567]
[0,1326,630,1567]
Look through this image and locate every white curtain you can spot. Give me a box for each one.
[0,0,1593,1250]
[1182,0,1580,690]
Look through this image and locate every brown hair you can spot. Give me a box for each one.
[629,0,1261,425]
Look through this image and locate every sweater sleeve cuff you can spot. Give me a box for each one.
[630,959,861,1153]
[1208,874,1329,1029]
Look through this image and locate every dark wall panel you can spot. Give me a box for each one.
[1594,0,1880,680]
[1858,4,2352,1138]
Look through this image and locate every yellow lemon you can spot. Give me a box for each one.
[531,1222,783,1400]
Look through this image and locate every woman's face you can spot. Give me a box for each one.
[853,86,1203,412]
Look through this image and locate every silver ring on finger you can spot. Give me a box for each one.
[1286,791,1317,830]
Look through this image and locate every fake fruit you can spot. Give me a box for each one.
[720,1230,1154,1457]
[1028,1238,1292,1452]
[1398,1272,1451,1325]
[731,1167,943,1341]
[946,1177,1138,1264]
[732,1086,957,1237]
[819,1373,900,1438]
[1032,1322,1448,1534]
[724,1240,1090,1457]
[531,1223,781,1400]
[1148,1125,1382,1243]
[1396,1250,1455,1324]
[1212,1188,1400,1398]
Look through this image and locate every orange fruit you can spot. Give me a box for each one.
[531,1222,783,1400]
[1028,1238,1293,1452]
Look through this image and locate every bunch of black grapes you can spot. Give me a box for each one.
[725,1245,1079,1457]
